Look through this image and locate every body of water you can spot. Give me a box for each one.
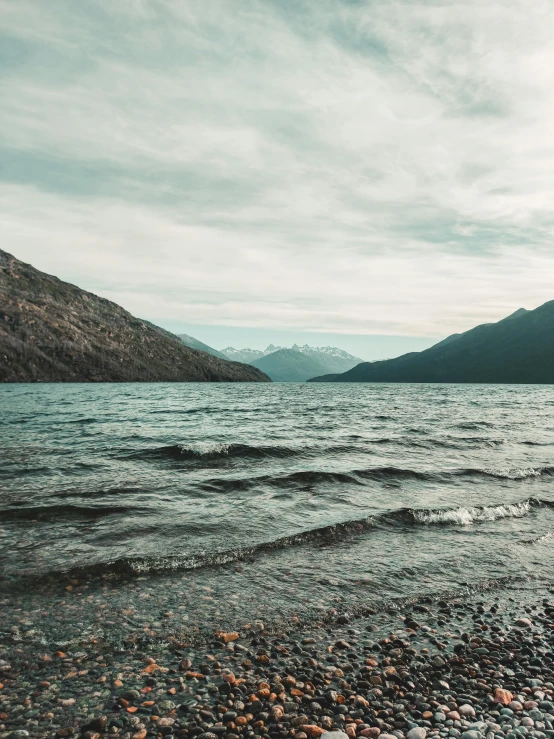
[2,382,554,632]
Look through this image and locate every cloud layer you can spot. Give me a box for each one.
[2,0,554,338]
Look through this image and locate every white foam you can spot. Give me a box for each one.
[414,500,532,526]
[179,442,231,456]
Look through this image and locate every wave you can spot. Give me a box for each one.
[18,497,554,581]
[200,464,554,493]
[0,504,143,521]
[16,516,376,580]
[455,421,495,429]
[522,530,554,545]
[120,441,357,463]
[457,466,554,480]
[200,465,432,492]
[408,500,534,525]
[368,436,506,449]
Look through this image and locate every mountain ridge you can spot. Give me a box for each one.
[177,333,227,359]
[0,250,270,383]
[308,302,554,384]
[217,343,364,381]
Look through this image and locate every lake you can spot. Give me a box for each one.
[2,382,554,636]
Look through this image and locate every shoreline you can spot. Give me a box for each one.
[2,584,554,739]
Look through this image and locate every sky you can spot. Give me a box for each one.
[2,0,554,359]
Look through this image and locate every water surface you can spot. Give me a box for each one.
[2,382,554,631]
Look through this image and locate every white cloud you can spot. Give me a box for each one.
[2,0,554,339]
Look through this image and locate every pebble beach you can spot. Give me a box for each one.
[3,584,554,739]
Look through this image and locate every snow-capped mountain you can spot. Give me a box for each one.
[220,344,365,381]
[223,344,362,363]
[220,344,283,363]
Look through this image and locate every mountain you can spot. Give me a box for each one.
[0,249,270,383]
[177,333,227,359]
[289,344,363,374]
[249,345,363,382]
[222,343,364,381]
[221,344,283,363]
[308,301,554,384]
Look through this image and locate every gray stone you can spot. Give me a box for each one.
[321,733,350,739]
[407,730,427,739]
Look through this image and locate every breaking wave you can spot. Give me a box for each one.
[410,500,535,525]
[15,497,554,581]
[119,441,356,462]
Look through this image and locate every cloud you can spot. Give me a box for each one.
[2,0,554,338]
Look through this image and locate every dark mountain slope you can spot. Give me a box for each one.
[177,333,228,359]
[0,249,269,383]
[308,301,554,384]
[249,348,340,382]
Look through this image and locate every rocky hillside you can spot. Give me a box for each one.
[0,250,270,383]
[309,301,554,384]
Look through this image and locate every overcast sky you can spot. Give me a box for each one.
[2,0,554,357]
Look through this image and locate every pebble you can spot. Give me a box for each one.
[4,590,554,739]
[408,729,428,739]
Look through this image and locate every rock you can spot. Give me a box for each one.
[303,727,326,738]
[158,717,176,727]
[460,732,481,739]
[82,716,108,732]
[516,618,533,627]
[459,706,476,718]
[8,733,30,739]
[494,689,514,706]
[217,631,240,643]
[407,729,427,739]
[321,733,350,739]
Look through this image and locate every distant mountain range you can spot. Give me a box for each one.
[308,302,554,384]
[175,340,365,382]
[222,344,284,363]
[220,344,364,381]
[0,250,270,383]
